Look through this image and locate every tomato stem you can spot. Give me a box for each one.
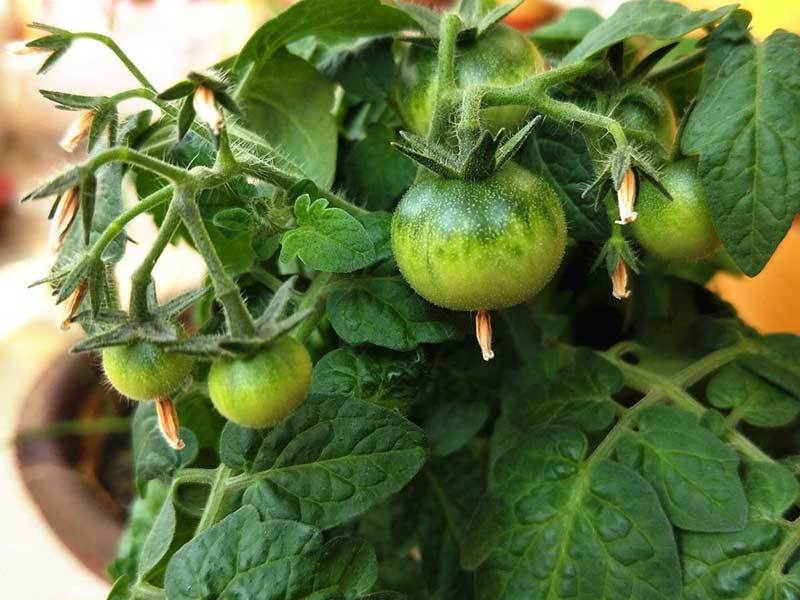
[195,464,232,535]
[428,13,462,143]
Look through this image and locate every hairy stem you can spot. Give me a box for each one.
[129,197,180,320]
[174,186,256,337]
[428,13,461,142]
[86,146,190,184]
[290,272,334,342]
[195,465,232,535]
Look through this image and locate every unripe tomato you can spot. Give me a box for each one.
[395,24,545,136]
[391,161,567,311]
[102,342,193,401]
[614,94,676,150]
[631,160,721,261]
[208,336,312,429]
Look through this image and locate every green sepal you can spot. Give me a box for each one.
[71,318,185,353]
[80,173,97,245]
[627,42,680,82]
[39,89,105,110]
[177,96,196,142]
[494,115,542,170]
[88,104,118,152]
[477,0,523,34]
[22,166,82,202]
[157,80,196,101]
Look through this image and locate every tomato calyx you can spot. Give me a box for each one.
[594,237,640,301]
[394,0,527,44]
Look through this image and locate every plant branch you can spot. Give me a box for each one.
[73,32,156,90]
[428,13,462,142]
[290,272,334,342]
[85,146,190,184]
[195,464,232,535]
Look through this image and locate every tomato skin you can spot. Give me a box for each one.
[208,336,312,429]
[614,95,676,149]
[102,342,193,401]
[631,160,721,261]
[391,161,567,311]
[395,24,544,136]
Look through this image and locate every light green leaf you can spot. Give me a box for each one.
[240,49,337,188]
[280,195,375,273]
[708,362,800,428]
[517,119,605,242]
[681,462,800,600]
[315,537,378,599]
[565,0,734,63]
[326,276,456,351]
[462,428,682,600]
[136,487,176,581]
[236,0,413,71]
[682,20,800,275]
[617,406,748,532]
[220,395,426,529]
[164,506,322,600]
[530,8,603,43]
[106,576,131,600]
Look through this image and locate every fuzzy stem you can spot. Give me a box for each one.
[290,273,334,342]
[173,186,256,337]
[86,146,190,184]
[428,13,462,143]
[129,198,180,321]
[195,465,232,535]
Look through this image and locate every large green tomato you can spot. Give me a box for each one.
[395,24,544,136]
[631,160,721,261]
[391,161,567,311]
[208,336,312,429]
[102,342,193,401]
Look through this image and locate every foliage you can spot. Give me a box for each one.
[21,1,800,599]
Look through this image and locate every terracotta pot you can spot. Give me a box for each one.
[14,354,131,578]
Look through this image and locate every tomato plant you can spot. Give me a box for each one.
[21,1,800,599]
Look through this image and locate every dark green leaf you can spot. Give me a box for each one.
[177,96,195,142]
[315,537,378,599]
[394,1,440,38]
[137,487,176,581]
[423,402,488,457]
[328,39,396,101]
[106,576,131,600]
[326,276,456,351]
[708,362,800,428]
[617,406,748,532]
[239,50,337,188]
[164,506,322,600]
[355,211,394,265]
[280,195,375,273]
[236,0,413,72]
[158,80,196,101]
[462,428,682,600]
[212,207,255,233]
[518,119,605,242]
[681,462,800,600]
[564,0,735,63]
[220,395,427,529]
[681,21,800,275]
[343,124,416,211]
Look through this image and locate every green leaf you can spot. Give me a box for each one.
[492,350,621,465]
[343,124,417,211]
[681,462,800,600]
[164,506,322,600]
[423,401,488,457]
[617,406,748,532]
[529,8,603,43]
[220,395,427,529]
[212,207,255,233]
[280,195,375,273]
[564,0,735,63]
[106,576,131,600]
[681,21,800,275]
[326,276,456,351]
[310,346,421,407]
[236,0,413,72]
[518,119,605,241]
[708,362,800,428]
[136,487,176,581]
[462,428,682,600]
[240,49,337,188]
[315,537,378,599]
[132,403,198,495]
[355,211,394,265]
[327,39,396,102]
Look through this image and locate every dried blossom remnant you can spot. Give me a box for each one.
[49,185,80,251]
[615,167,638,225]
[156,397,185,450]
[612,259,632,300]
[59,279,87,331]
[475,309,495,361]
[59,110,95,153]
[193,85,223,135]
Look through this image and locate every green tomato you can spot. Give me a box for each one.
[395,24,544,136]
[614,94,676,149]
[631,160,721,261]
[391,161,567,311]
[208,336,312,429]
[102,341,193,401]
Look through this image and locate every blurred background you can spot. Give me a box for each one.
[0,0,797,598]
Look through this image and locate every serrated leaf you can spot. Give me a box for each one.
[164,506,322,600]
[681,462,800,600]
[280,195,375,273]
[617,406,748,533]
[236,0,413,72]
[564,0,735,63]
[315,537,378,599]
[517,119,606,242]
[239,49,337,188]
[681,22,800,275]
[462,427,682,600]
[326,276,456,351]
[708,362,800,428]
[220,395,426,529]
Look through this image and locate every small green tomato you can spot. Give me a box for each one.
[102,342,193,401]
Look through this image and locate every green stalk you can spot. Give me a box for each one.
[195,465,232,535]
[129,198,180,321]
[290,272,334,342]
[85,146,190,184]
[173,186,256,337]
[428,13,462,142]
